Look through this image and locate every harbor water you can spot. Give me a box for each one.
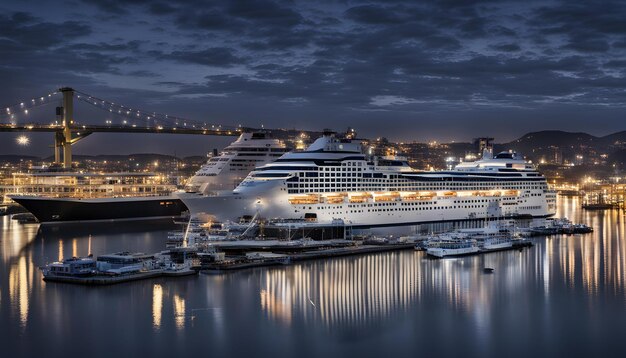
[1,197,626,357]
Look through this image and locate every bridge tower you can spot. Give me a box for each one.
[59,87,74,168]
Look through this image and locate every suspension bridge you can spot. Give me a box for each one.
[0,87,313,168]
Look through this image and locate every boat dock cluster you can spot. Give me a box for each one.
[40,216,593,284]
[41,248,197,285]
[517,218,593,236]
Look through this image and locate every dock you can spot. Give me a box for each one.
[201,242,415,273]
[42,268,198,285]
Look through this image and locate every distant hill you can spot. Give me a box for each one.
[495,130,626,163]
[498,131,598,154]
[599,131,626,146]
[0,155,42,163]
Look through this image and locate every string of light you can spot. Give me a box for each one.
[0,89,243,133]
[0,91,61,123]
[74,89,237,131]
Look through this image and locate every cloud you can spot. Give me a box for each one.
[167,47,246,67]
[0,12,91,47]
[344,5,407,25]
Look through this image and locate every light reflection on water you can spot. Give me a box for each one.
[1,198,626,357]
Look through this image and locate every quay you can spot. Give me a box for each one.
[200,242,415,273]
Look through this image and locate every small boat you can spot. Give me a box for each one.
[479,236,513,252]
[483,267,495,273]
[572,224,593,234]
[426,239,479,258]
[11,213,38,224]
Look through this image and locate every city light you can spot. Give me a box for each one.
[16,135,30,146]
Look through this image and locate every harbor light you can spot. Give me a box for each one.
[16,135,30,146]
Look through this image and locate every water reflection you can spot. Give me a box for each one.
[58,239,63,261]
[256,197,626,330]
[8,255,33,328]
[1,218,177,333]
[1,199,626,357]
[153,284,163,329]
[173,294,186,329]
[257,250,533,332]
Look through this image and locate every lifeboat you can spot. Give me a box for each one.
[349,193,372,203]
[288,194,320,205]
[401,192,420,201]
[374,191,400,202]
[325,192,347,204]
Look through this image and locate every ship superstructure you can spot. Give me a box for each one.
[184,132,289,194]
[179,131,556,228]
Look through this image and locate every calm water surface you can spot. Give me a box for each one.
[1,197,626,357]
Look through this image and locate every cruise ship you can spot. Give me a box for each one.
[8,171,186,223]
[184,131,289,194]
[9,132,288,224]
[178,131,557,228]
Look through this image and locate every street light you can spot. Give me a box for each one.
[16,135,30,146]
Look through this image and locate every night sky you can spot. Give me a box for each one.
[1,0,625,156]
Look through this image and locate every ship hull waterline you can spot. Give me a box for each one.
[9,196,188,224]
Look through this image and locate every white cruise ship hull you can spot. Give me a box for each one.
[177,180,554,228]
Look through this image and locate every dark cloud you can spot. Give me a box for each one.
[564,39,610,53]
[1,0,625,154]
[167,47,246,67]
[65,40,143,52]
[0,12,90,47]
[532,2,626,35]
[148,2,177,15]
[344,5,406,25]
[227,0,303,27]
[489,43,521,52]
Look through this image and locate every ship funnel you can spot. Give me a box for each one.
[482,147,493,159]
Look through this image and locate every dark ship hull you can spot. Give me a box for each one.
[9,195,187,224]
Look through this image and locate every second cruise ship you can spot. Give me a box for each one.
[184,131,289,194]
[9,132,288,223]
[178,130,556,227]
